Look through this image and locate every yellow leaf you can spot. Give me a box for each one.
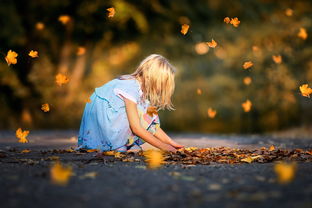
[86,98,92,103]
[50,161,73,186]
[274,162,296,184]
[76,47,86,56]
[241,99,252,112]
[269,145,275,151]
[243,76,252,85]
[206,39,217,48]
[272,55,282,64]
[184,147,198,152]
[241,155,262,163]
[35,22,45,30]
[16,128,29,143]
[55,73,69,86]
[41,103,50,112]
[224,17,230,24]
[243,61,253,69]
[21,149,31,153]
[299,84,312,98]
[181,24,189,35]
[5,50,18,66]
[147,106,158,117]
[143,150,164,169]
[207,108,217,118]
[107,7,115,18]
[28,50,39,58]
[298,27,308,40]
[58,15,71,25]
[230,17,240,27]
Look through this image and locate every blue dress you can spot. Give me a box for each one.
[77,76,160,152]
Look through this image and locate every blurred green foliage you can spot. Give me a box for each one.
[0,0,312,133]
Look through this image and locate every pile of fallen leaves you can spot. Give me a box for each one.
[163,146,312,165]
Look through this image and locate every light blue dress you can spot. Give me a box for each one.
[77,76,160,152]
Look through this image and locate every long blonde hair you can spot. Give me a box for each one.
[118,54,176,111]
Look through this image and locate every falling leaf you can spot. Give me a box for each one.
[107,7,115,18]
[50,161,73,186]
[269,145,275,151]
[230,17,240,27]
[55,73,69,86]
[41,103,50,112]
[76,47,86,56]
[241,155,262,163]
[242,99,252,112]
[147,106,158,117]
[194,42,209,55]
[35,22,45,30]
[21,149,31,153]
[143,150,164,169]
[243,61,253,69]
[285,8,293,16]
[298,27,308,40]
[181,24,189,35]
[206,39,217,48]
[224,17,230,24]
[299,84,312,97]
[207,108,217,118]
[58,15,71,25]
[196,88,202,95]
[243,76,252,85]
[16,128,29,143]
[5,50,18,66]
[272,55,282,64]
[274,162,296,184]
[28,50,39,58]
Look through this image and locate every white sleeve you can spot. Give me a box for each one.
[113,88,137,104]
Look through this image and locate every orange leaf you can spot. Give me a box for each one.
[76,47,86,56]
[41,103,50,112]
[274,162,296,184]
[35,22,45,30]
[241,99,252,112]
[143,150,164,169]
[299,84,312,97]
[243,61,253,69]
[272,55,282,64]
[230,17,240,27]
[5,50,18,66]
[181,24,189,35]
[206,39,217,48]
[269,145,275,151]
[28,50,39,58]
[224,17,230,24]
[50,161,73,186]
[243,76,252,85]
[21,149,31,153]
[55,73,69,86]
[58,15,71,25]
[107,7,115,18]
[147,106,158,117]
[298,27,308,40]
[87,149,98,153]
[196,88,202,95]
[207,108,217,118]
[16,128,29,143]
[285,8,293,17]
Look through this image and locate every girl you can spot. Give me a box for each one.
[77,54,184,152]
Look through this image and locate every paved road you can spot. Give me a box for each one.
[0,130,311,208]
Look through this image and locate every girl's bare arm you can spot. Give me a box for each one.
[122,96,177,152]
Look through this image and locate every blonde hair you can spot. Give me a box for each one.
[118,54,176,111]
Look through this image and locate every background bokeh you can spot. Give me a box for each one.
[0,0,311,133]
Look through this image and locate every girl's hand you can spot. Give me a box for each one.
[169,140,185,149]
[164,144,178,153]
